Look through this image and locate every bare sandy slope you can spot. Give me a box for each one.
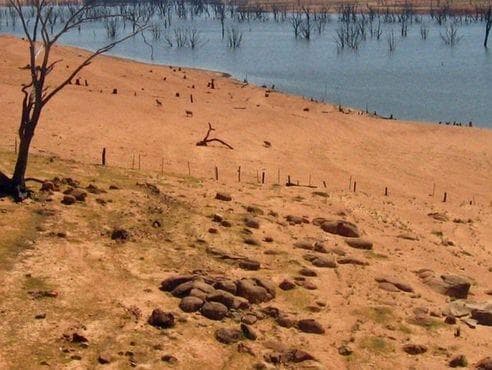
[0,35,491,369]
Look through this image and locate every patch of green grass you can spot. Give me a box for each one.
[407,317,445,331]
[354,306,395,325]
[359,336,394,354]
[23,275,51,292]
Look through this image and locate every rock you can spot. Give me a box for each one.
[111,228,129,242]
[265,348,316,364]
[279,279,296,291]
[215,328,242,344]
[212,213,224,222]
[402,344,427,355]
[320,220,360,237]
[345,238,373,250]
[338,345,353,356]
[221,220,232,227]
[378,282,401,292]
[449,355,468,368]
[179,296,204,312]
[214,280,237,295]
[239,259,261,271]
[215,192,232,201]
[299,268,317,277]
[172,280,215,298]
[71,189,87,202]
[208,228,218,234]
[294,240,314,250]
[313,242,328,253]
[201,302,228,320]
[207,290,236,309]
[243,237,261,246]
[337,256,369,265]
[302,280,318,290]
[86,184,105,194]
[428,212,448,222]
[375,276,414,293]
[41,181,55,192]
[161,355,178,364]
[246,206,264,216]
[241,323,257,340]
[98,354,112,364]
[244,217,260,229]
[236,279,275,304]
[297,319,325,334]
[61,195,76,205]
[264,236,274,243]
[416,270,471,299]
[475,357,492,370]
[470,303,492,326]
[304,254,337,268]
[398,232,419,241]
[444,316,457,325]
[148,309,175,329]
[161,275,196,291]
[444,301,472,318]
[241,314,257,325]
[312,217,328,226]
[285,215,309,225]
[276,315,297,328]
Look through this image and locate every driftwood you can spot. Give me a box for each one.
[196,123,233,150]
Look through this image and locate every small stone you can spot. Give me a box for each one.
[297,319,325,334]
[299,268,317,277]
[279,279,296,290]
[246,206,264,215]
[98,354,112,364]
[345,238,373,250]
[215,192,232,201]
[243,237,261,246]
[294,240,313,250]
[320,220,360,237]
[221,220,232,227]
[475,357,492,370]
[61,195,76,205]
[201,302,228,320]
[241,323,257,340]
[179,296,204,312]
[35,313,46,319]
[449,355,468,368]
[445,316,457,325]
[338,345,353,356]
[264,236,274,243]
[241,314,258,325]
[111,228,129,242]
[161,275,195,291]
[148,309,175,329]
[276,315,297,328]
[402,344,427,355]
[244,217,260,229]
[212,213,224,222]
[161,354,178,364]
[239,259,261,271]
[215,328,242,344]
[214,280,237,295]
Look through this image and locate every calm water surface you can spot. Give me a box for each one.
[2,13,491,126]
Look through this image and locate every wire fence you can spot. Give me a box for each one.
[0,133,485,206]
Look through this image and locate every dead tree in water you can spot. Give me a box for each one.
[0,0,148,201]
[485,7,492,48]
[196,123,233,149]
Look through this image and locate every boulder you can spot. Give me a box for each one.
[320,220,360,237]
[345,238,373,250]
[297,319,325,334]
[148,309,175,329]
[201,302,228,320]
[402,344,427,355]
[161,275,196,292]
[215,328,242,344]
[416,270,471,299]
[179,296,204,312]
[215,192,232,201]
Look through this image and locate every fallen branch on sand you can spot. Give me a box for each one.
[196,123,233,150]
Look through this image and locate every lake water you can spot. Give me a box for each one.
[2,9,491,127]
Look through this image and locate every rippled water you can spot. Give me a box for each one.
[2,12,491,126]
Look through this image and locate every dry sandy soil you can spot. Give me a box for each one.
[0,35,491,369]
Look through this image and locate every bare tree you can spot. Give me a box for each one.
[0,0,148,201]
[485,6,491,48]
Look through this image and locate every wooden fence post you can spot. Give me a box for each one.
[188,161,191,176]
[385,187,388,196]
[138,154,141,170]
[132,153,135,170]
[349,176,352,191]
[262,171,265,184]
[102,148,106,166]
[215,166,219,181]
[353,181,357,192]
[238,166,241,182]
[443,192,447,203]
[14,137,17,155]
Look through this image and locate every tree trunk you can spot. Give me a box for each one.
[3,126,36,201]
